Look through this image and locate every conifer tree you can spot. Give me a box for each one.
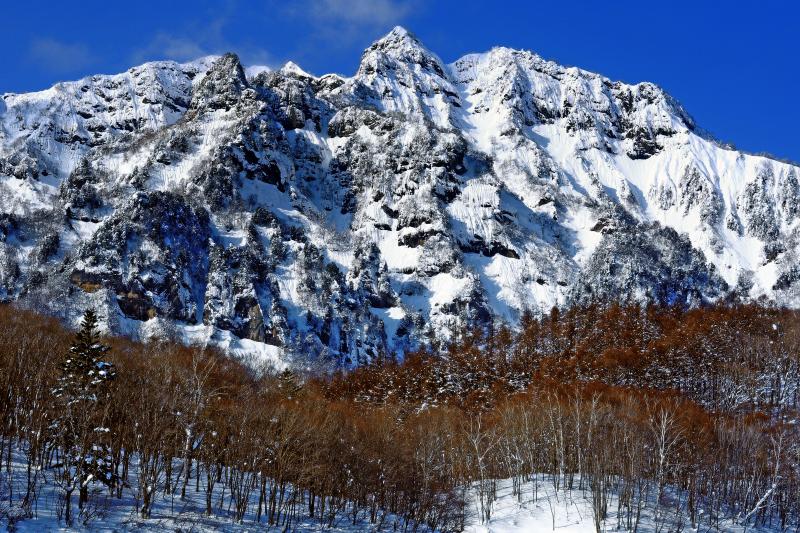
[51,308,116,525]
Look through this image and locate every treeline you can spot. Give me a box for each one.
[330,303,800,413]
[0,303,799,531]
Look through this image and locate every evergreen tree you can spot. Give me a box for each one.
[51,308,116,525]
[277,368,302,399]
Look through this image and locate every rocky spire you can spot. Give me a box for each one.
[190,53,249,112]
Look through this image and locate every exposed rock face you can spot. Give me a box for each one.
[573,224,728,306]
[0,27,798,368]
[69,191,211,323]
[189,53,249,112]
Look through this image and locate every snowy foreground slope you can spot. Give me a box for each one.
[1,449,780,533]
[463,479,780,533]
[1,27,799,367]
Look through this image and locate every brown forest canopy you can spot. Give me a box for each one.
[327,302,800,413]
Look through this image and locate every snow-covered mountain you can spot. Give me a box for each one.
[1,27,798,367]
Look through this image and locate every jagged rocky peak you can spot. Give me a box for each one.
[0,28,798,369]
[190,53,249,111]
[360,26,445,74]
[279,61,315,80]
[450,45,694,157]
[354,26,460,127]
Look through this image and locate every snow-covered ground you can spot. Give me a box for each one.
[2,446,783,532]
[465,477,778,533]
[0,447,420,532]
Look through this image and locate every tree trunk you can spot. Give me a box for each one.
[79,484,88,510]
[64,487,74,526]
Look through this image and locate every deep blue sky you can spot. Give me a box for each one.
[3,1,797,161]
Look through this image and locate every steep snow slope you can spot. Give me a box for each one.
[0,27,798,367]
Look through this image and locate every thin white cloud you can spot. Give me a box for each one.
[307,0,415,27]
[132,17,272,68]
[287,0,418,44]
[132,17,227,64]
[140,34,209,62]
[28,38,94,74]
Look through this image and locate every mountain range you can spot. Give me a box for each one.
[1,27,798,368]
